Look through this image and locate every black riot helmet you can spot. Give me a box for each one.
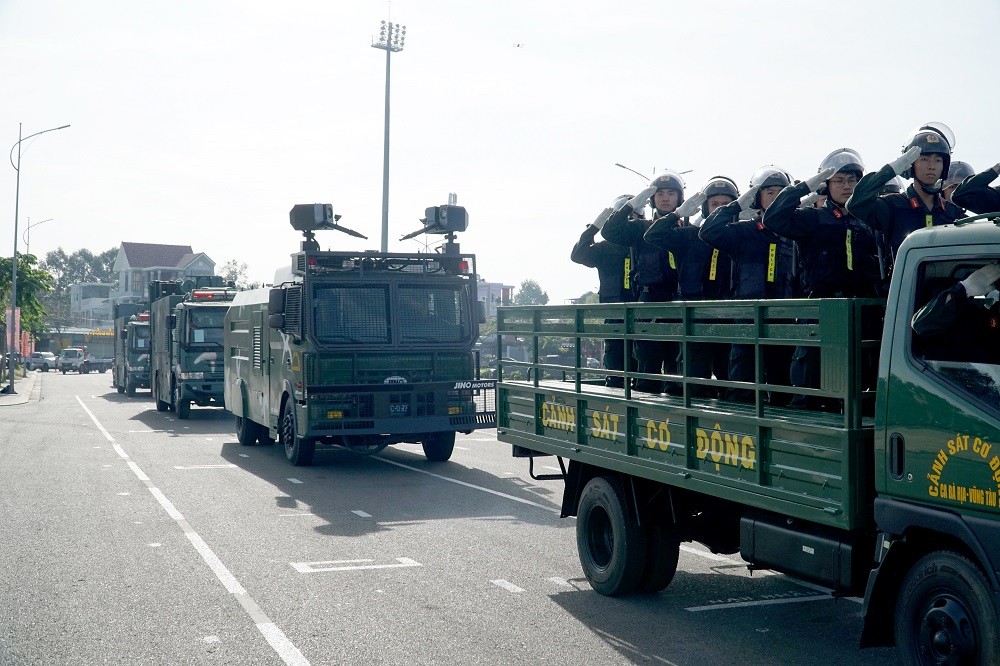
[749,166,792,209]
[648,170,686,209]
[944,161,975,189]
[901,129,952,181]
[700,176,739,217]
[880,176,905,195]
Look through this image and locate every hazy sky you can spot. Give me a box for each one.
[1,0,997,303]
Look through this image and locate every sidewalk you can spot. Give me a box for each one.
[0,370,39,406]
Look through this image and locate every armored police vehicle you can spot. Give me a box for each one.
[150,277,237,418]
[113,303,150,396]
[497,213,1000,664]
[224,203,496,466]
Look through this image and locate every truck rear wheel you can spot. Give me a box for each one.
[636,518,680,594]
[125,375,136,397]
[576,476,646,596]
[895,550,997,666]
[236,415,260,446]
[422,432,456,462]
[153,382,169,412]
[281,410,314,466]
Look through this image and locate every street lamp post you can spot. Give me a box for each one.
[22,217,54,257]
[5,122,70,394]
[371,20,406,253]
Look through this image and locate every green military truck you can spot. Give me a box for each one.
[150,278,237,418]
[113,303,150,396]
[224,203,496,466]
[497,215,1000,664]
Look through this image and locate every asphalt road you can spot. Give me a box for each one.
[0,372,899,665]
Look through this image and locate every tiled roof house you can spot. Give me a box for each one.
[108,242,216,307]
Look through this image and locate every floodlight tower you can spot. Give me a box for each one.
[372,20,406,252]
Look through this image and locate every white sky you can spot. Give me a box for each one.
[1,0,997,303]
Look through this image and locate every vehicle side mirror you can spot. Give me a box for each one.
[268,313,285,330]
[120,329,127,339]
[268,288,285,315]
[476,300,487,325]
[168,314,176,329]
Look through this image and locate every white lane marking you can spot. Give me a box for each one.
[239,454,250,458]
[128,462,150,481]
[291,558,421,573]
[680,545,732,562]
[543,466,560,471]
[373,457,559,514]
[75,395,309,666]
[547,577,573,587]
[686,593,830,612]
[454,446,469,451]
[205,438,215,441]
[287,478,303,484]
[278,513,315,518]
[490,579,524,593]
[352,510,372,518]
[117,492,130,496]
[204,636,220,644]
[149,543,162,548]
[173,464,238,470]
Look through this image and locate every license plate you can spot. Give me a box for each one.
[389,404,409,416]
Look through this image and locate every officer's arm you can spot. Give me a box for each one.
[571,226,600,267]
[600,207,643,246]
[642,212,682,251]
[846,164,894,232]
[762,182,812,240]
[911,284,969,337]
[698,200,741,253]
[953,165,1000,215]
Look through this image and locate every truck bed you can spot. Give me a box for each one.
[496,298,885,531]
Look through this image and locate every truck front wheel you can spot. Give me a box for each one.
[281,410,314,466]
[576,476,646,596]
[125,375,136,397]
[174,384,190,419]
[236,415,261,446]
[422,432,456,461]
[895,550,997,665]
[153,382,168,412]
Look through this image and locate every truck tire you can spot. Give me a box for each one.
[125,375,136,397]
[281,409,314,466]
[117,383,125,394]
[636,518,680,594]
[421,432,456,462]
[153,382,169,412]
[895,550,997,666]
[174,384,190,419]
[81,363,89,374]
[235,415,259,446]
[576,476,646,596]
[61,367,66,374]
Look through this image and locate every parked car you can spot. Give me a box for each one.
[26,351,57,372]
[57,347,111,374]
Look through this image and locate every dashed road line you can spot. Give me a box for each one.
[287,478,303,484]
[490,579,524,593]
[291,558,421,573]
[76,396,309,666]
[352,510,372,518]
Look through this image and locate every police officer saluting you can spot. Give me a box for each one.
[953,162,1000,214]
[602,170,685,393]
[699,166,797,403]
[763,150,879,409]
[644,176,738,396]
[571,196,636,387]
[846,124,964,274]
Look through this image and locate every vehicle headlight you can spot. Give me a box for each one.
[180,371,204,380]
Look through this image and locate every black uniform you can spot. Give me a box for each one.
[644,213,731,395]
[847,164,964,273]
[912,283,1000,365]
[953,167,1000,214]
[699,200,795,402]
[763,184,880,409]
[571,225,635,387]
[602,205,679,393]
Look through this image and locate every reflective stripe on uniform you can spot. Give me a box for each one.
[708,249,719,281]
[925,213,934,227]
[668,252,676,270]
[623,257,631,291]
[845,229,853,271]
[767,243,776,282]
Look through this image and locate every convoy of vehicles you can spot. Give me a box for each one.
[224,203,496,465]
[113,304,151,396]
[496,216,1000,663]
[150,278,236,418]
[57,346,111,374]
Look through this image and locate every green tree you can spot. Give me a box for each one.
[41,247,118,298]
[512,279,549,306]
[0,254,55,338]
[219,259,252,289]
